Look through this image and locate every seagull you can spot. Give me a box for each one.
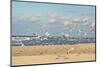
[21,41,24,47]
[79,29,82,33]
[67,47,74,54]
[84,32,87,36]
[70,47,74,50]
[45,32,50,37]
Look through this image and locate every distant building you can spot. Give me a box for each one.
[12,35,38,41]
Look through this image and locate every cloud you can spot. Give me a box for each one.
[42,16,67,28]
[49,18,57,23]
[30,16,40,22]
[13,15,95,36]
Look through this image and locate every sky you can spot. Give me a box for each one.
[12,1,96,38]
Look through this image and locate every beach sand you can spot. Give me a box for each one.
[12,43,96,66]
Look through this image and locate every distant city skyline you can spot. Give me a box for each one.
[12,1,96,38]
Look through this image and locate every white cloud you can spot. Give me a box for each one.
[31,16,40,22]
[73,18,79,22]
[49,18,56,23]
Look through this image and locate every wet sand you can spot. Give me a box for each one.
[12,43,95,66]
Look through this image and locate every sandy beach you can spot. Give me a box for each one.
[12,43,95,66]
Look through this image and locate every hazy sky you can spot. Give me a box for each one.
[12,1,95,37]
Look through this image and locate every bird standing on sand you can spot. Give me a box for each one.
[21,41,24,47]
[67,47,74,54]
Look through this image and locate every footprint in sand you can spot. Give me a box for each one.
[55,55,69,61]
